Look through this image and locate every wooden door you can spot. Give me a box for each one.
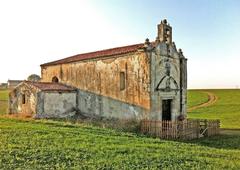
[162,99,172,121]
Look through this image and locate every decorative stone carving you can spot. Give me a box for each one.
[165,58,171,76]
[156,76,179,92]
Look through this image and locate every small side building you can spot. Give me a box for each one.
[9,81,77,118]
[8,80,23,89]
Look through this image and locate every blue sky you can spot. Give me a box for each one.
[0,0,239,88]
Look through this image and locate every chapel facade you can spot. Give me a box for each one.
[9,19,188,121]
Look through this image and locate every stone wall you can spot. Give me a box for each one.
[180,55,188,116]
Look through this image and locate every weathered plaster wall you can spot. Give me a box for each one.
[9,83,38,115]
[41,51,151,111]
[36,92,77,118]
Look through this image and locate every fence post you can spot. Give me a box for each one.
[178,121,182,139]
[204,119,208,137]
[196,120,200,138]
[155,120,157,137]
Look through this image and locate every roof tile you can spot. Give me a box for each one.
[41,43,144,66]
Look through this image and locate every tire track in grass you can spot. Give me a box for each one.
[188,91,218,112]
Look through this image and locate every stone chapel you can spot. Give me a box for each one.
[9,19,187,121]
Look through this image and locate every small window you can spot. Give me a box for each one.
[22,94,26,104]
[120,72,126,90]
[52,76,59,83]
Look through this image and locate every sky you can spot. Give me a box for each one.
[0,0,239,89]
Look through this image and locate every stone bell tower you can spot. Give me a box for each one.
[148,19,187,121]
[157,19,172,44]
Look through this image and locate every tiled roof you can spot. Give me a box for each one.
[41,43,144,66]
[24,81,76,92]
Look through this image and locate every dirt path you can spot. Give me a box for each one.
[188,91,218,112]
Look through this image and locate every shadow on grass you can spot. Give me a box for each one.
[185,134,240,150]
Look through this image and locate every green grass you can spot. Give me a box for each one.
[0,89,9,114]
[188,89,240,129]
[187,90,209,108]
[0,89,9,101]
[0,118,239,169]
[0,101,8,115]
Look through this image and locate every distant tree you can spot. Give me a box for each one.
[27,74,41,82]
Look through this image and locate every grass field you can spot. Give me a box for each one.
[0,89,8,115]
[0,118,239,169]
[187,90,209,108]
[0,89,9,101]
[0,101,7,115]
[188,89,240,129]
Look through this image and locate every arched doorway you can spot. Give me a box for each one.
[52,76,59,83]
